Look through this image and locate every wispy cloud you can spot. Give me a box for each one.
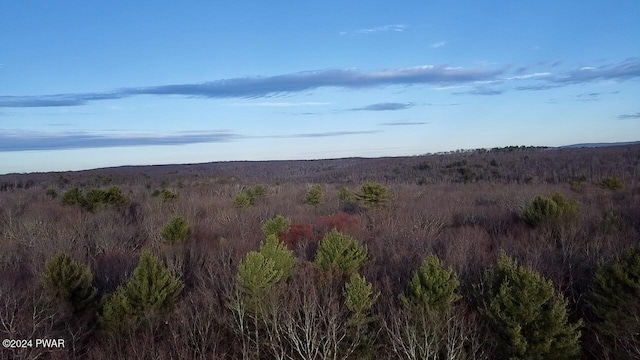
[265,131,380,138]
[3,59,637,108]
[574,91,620,102]
[430,41,446,48]
[0,130,238,152]
[550,58,640,84]
[513,59,640,91]
[515,84,563,91]
[453,87,504,96]
[617,112,640,120]
[342,24,407,35]
[505,72,552,80]
[575,92,602,102]
[229,102,330,107]
[0,110,94,117]
[349,102,415,111]
[0,65,505,108]
[424,102,461,106]
[0,93,125,108]
[0,129,382,152]
[379,121,428,126]
[289,112,321,116]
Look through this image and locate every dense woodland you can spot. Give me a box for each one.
[0,144,639,359]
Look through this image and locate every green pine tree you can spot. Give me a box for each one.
[345,272,379,325]
[314,229,368,276]
[481,252,582,360]
[261,215,290,238]
[344,273,380,359]
[304,185,323,207]
[259,234,296,280]
[355,182,390,209]
[522,193,578,226]
[42,253,96,312]
[61,187,86,207]
[237,252,282,301]
[337,187,355,204]
[101,251,184,332]
[233,192,252,208]
[247,185,267,200]
[400,255,461,318]
[161,216,191,243]
[586,247,640,359]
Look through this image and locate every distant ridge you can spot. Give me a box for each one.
[556,141,640,149]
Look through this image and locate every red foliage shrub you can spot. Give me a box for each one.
[280,223,313,248]
[315,212,366,239]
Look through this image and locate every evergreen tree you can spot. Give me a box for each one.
[355,182,390,209]
[314,229,368,276]
[101,251,184,332]
[481,252,582,359]
[61,187,86,207]
[42,253,96,312]
[259,234,295,280]
[152,189,178,202]
[400,255,461,318]
[236,252,282,302]
[345,272,379,325]
[337,186,355,203]
[261,215,290,238]
[233,192,252,208]
[522,193,578,226]
[247,185,267,200]
[344,273,380,359]
[598,177,625,191]
[161,216,191,243]
[304,185,323,207]
[586,247,640,359]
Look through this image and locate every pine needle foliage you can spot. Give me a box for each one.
[400,255,461,317]
[355,182,390,209]
[522,193,578,226]
[61,186,129,212]
[101,251,184,332]
[233,185,268,208]
[304,185,323,207]
[481,252,582,360]
[84,186,129,212]
[344,272,379,324]
[236,235,295,312]
[261,215,290,238]
[247,185,267,200]
[161,216,191,243]
[233,192,252,208]
[598,177,625,191]
[586,247,640,359]
[338,186,355,203]
[344,273,380,359]
[42,253,96,312]
[236,252,282,302]
[61,188,85,206]
[314,229,368,276]
[152,189,178,202]
[259,234,296,280]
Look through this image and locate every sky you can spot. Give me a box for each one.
[1,1,639,174]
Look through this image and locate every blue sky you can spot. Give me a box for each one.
[1,1,639,174]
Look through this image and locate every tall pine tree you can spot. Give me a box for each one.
[481,252,582,360]
[586,247,640,359]
[101,251,183,333]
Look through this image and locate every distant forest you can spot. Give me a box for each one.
[0,144,638,359]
